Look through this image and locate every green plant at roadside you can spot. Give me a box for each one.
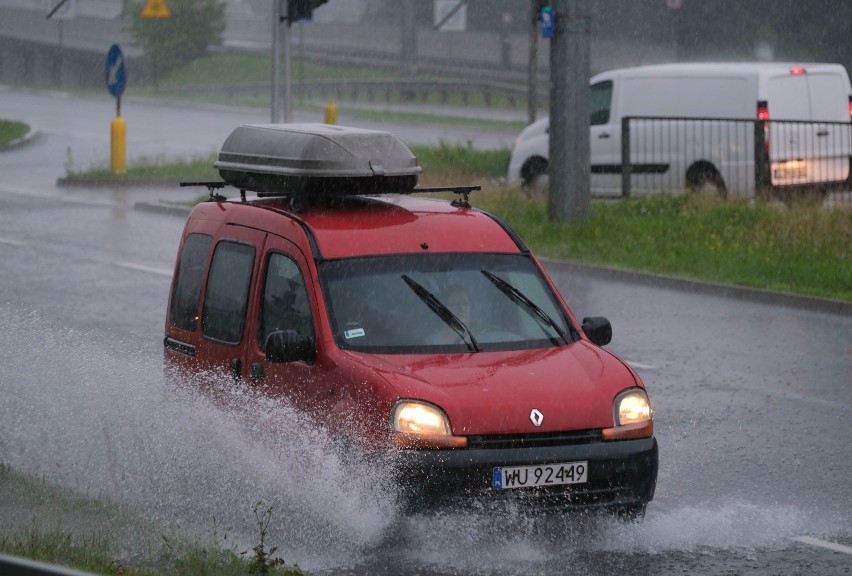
[242,502,292,574]
[0,528,136,575]
[0,119,28,146]
[413,142,511,182]
[129,0,226,85]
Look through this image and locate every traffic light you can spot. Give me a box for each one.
[287,0,328,24]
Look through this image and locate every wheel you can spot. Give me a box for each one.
[521,157,548,189]
[687,164,727,199]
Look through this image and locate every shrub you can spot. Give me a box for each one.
[129,0,226,85]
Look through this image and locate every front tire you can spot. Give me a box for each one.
[521,157,548,189]
[687,164,727,199]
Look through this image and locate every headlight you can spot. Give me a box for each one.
[393,401,450,435]
[615,389,651,425]
[603,389,653,441]
[390,400,467,449]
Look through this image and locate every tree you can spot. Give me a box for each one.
[129,0,226,86]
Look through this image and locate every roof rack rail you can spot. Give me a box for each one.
[180,180,245,202]
[412,185,481,207]
[178,181,481,206]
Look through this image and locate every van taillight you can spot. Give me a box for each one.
[757,101,769,121]
[757,101,770,157]
[789,67,806,75]
[848,96,852,120]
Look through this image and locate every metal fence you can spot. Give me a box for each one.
[620,116,852,207]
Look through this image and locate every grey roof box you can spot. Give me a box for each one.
[214,123,422,196]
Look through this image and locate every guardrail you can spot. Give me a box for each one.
[163,77,547,110]
[620,116,852,206]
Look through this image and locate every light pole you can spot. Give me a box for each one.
[548,0,591,222]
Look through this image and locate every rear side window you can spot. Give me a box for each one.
[259,253,315,350]
[767,74,810,120]
[202,241,255,344]
[590,80,613,125]
[169,233,212,331]
[807,73,849,122]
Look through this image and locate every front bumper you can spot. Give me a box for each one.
[392,435,658,512]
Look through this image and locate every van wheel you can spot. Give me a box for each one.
[687,164,727,199]
[521,157,548,188]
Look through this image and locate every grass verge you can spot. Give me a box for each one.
[0,119,29,146]
[64,154,220,182]
[476,187,851,302]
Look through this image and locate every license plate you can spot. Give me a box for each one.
[493,461,588,490]
[774,164,807,179]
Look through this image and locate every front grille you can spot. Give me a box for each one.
[467,429,602,450]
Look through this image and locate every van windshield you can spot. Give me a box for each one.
[319,253,577,354]
[590,80,613,125]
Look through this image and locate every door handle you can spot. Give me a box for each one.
[816,130,829,137]
[250,362,265,382]
[230,357,242,382]
[598,132,611,139]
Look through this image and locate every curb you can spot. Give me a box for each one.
[540,258,852,317]
[133,201,192,217]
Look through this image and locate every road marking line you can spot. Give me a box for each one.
[114,261,173,277]
[0,236,24,246]
[792,536,852,556]
[624,359,656,370]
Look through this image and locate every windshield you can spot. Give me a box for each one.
[319,253,576,354]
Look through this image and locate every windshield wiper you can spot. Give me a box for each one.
[401,274,481,352]
[481,270,572,345]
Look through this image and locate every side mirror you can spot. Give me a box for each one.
[265,330,316,364]
[581,316,612,346]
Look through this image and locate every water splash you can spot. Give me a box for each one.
[0,305,397,571]
[1,305,846,575]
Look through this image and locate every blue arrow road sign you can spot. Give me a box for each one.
[540,6,554,39]
[105,44,126,98]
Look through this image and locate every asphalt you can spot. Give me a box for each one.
[4,116,851,319]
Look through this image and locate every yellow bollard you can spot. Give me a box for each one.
[324,100,337,125]
[111,115,126,176]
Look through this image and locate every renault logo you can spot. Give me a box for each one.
[529,408,544,427]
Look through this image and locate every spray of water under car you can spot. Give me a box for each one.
[0,304,842,575]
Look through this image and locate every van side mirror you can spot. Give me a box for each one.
[581,316,612,346]
[265,330,316,364]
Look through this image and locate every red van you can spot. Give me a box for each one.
[164,124,657,516]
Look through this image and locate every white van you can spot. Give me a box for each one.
[507,62,852,197]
